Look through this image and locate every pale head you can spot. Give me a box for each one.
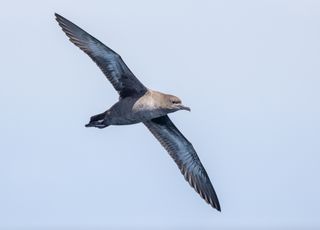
[162,94,191,112]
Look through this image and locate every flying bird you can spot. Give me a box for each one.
[55,13,221,211]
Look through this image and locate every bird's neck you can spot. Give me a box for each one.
[132,89,168,111]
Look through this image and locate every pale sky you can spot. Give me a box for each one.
[1,0,320,229]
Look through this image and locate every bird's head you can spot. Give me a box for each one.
[164,94,191,112]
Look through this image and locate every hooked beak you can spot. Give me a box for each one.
[178,104,191,112]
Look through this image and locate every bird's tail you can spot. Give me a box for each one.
[85,112,109,129]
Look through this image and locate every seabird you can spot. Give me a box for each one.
[55,13,221,211]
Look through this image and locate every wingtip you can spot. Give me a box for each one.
[207,191,221,211]
[210,198,221,212]
[54,13,62,24]
[215,198,221,212]
[215,204,221,212]
[54,13,66,23]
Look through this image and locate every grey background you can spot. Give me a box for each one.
[1,0,320,229]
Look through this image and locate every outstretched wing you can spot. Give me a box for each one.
[144,115,221,211]
[55,13,147,98]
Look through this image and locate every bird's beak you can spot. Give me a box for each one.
[179,104,191,112]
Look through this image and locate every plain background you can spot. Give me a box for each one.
[1,0,320,229]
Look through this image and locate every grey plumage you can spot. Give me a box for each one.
[144,116,220,210]
[55,13,221,211]
[55,13,147,98]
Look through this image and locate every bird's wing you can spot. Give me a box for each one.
[55,13,147,98]
[143,115,221,211]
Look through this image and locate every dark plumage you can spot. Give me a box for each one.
[144,116,220,210]
[55,13,221,211]
[55,13,146,98]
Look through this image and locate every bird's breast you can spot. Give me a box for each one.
[108,91,169,125]
[132,94,165,118]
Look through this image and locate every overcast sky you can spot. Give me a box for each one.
[1,0,320,229]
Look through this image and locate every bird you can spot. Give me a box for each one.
[55,13,221,211]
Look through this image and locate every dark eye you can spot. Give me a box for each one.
[172,100,180,104]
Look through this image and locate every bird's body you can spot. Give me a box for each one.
[86,90,189,127]
[55,13,221,211]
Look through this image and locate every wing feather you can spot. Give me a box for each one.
[55,13,147,98]
[144,115,221,211]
